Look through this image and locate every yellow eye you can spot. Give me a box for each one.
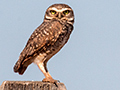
[63,10,70,15]
[50,10,56,15]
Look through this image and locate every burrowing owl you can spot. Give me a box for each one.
[14,4,74,84]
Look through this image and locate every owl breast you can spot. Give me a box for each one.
[34,19,73,64]
[44,20,73,60]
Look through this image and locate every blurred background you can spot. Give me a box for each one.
[0,0,120,90]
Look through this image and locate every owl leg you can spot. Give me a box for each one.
[37,62,58,86]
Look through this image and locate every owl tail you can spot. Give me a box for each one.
[13,61,27,75]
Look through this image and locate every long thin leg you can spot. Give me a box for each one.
[37,62,57,83]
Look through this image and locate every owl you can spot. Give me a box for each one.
[14,4,74,84]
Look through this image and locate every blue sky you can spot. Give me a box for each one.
[0,0,120,90]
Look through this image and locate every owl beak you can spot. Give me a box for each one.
[58,12,61,19]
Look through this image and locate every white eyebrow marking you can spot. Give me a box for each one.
[67,17,74,21]
[45,15,53,19]
[50,7,71,12]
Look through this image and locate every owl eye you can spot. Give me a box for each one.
[50,10,56,15]
[63,10,70,15]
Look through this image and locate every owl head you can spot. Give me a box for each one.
[44,4,74,25]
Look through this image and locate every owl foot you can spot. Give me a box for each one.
[42,77,60,87]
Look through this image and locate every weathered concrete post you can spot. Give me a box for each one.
[0,81,67,90]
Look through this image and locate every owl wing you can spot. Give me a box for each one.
[14,20,64,74]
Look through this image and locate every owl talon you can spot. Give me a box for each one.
[57,80,60,83]
[42,78,59,87]
[54,82,58,87]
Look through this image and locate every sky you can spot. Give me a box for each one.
[0,0,120,90]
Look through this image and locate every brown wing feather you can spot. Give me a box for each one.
[13,19,64,74]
